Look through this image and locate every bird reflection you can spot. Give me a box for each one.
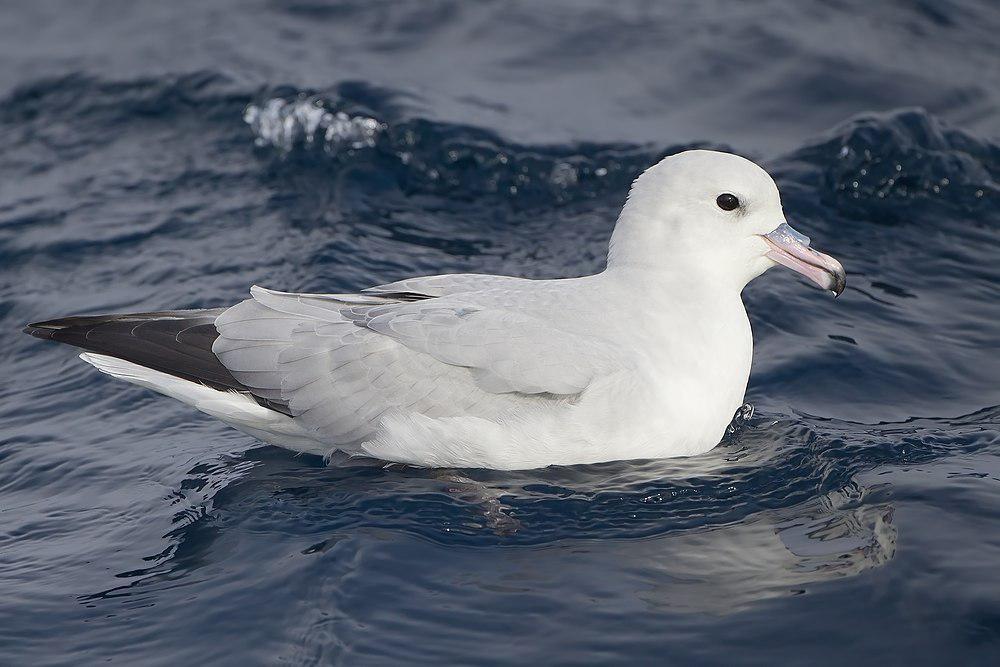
[80,414,899,615]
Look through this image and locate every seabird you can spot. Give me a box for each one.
[25,150,846,469]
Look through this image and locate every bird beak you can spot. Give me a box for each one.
[761,223,846,296]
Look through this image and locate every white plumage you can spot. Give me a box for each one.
[56,150,846,469]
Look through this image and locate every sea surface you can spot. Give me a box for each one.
[1,1,999,664]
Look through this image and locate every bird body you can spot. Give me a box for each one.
[25,151,844,469]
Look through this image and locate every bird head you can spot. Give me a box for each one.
[609,149,846,296]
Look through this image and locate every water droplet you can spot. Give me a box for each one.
[549,162,578,187]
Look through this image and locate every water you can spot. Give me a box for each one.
[2,1,999,664]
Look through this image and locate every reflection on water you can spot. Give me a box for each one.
[79,412,915,615]
[75,403,1000,626]
[630,495,895,614]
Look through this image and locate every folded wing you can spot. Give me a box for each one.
[212,283,614,444]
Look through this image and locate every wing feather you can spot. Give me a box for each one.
[211,283,613,445]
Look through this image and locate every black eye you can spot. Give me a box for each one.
[716,193,740,211]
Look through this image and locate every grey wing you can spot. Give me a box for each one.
[361,273,531,300]
[211,284,615,444]
[346,299,611,394]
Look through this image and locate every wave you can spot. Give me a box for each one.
[3,74,995,218]
[782,107,999,223]
[240,90,681,209]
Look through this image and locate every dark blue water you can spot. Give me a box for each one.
[2,1,1000,664]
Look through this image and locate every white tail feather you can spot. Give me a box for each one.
[78,353,326,455]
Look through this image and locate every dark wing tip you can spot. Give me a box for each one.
[24,315,106,340]
[22,308,294,417]
[24,320,62,339]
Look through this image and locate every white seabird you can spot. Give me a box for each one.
[25,150,845,469]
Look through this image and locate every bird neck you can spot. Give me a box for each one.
[604,247,748,305]
[602,263,747,319]
[606,202,759,298]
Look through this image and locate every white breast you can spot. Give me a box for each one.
[601,288,754,459]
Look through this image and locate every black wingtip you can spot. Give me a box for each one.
[24,320,61,339]
[24,314,137,341]
[21,308,294,417]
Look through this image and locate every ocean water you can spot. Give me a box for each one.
[2,1,999,664]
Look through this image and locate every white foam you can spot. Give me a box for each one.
[243,97,384,153]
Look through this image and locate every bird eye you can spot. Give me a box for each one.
[716,193,740,211]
